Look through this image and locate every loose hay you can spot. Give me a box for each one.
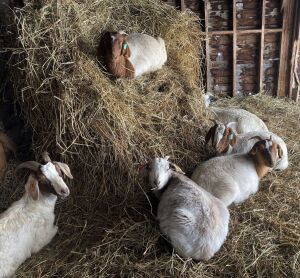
[4,0,300,277]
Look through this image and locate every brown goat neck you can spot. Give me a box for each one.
[249,154,270,179]
[107,55,134,78]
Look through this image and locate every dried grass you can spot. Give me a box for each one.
[3,0,299,277]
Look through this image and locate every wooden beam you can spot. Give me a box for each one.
[207,28,283,36]
[204,0,211,93]
[289,0,300,100]
[180,0,186,11]
[259,0,266,92]
[232,0,237,96]
[277,0,295,97]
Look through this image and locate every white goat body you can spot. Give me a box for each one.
[157,174,229,261]
[191,154,260,207]
[147,157,229,261]
[126,33,167,77]
[211,107,268,134]
[0,194,57,278]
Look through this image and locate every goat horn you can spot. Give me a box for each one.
[42,151,51,163]
[209,118,219,125]
[248,135,266,141]
[16,161,41,172]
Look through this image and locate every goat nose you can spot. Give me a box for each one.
[60,188,69,196]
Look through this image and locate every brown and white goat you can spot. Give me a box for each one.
[0,152,72,277]
[97,31,167,78]
[0,132,16,182]
[192,138,282,206]
[205,122,288,170]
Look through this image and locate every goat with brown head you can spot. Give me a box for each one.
[205,121,237,154]
[0,151,73,277]
[97,31,134,78]
[16,152,73,199]
[248,136,283,178]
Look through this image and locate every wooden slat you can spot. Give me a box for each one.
[232,0,237,96]
[204,0,211,93]
[180,0,185,11]
[259,0,266,92]
[289,0,300,100]
[277,0,295,97]
[207,28,283,36]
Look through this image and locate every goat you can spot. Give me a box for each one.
[205,122,288,170]
[192,138,282,207]
[0,153,73,277]
[144,157,229,261]
[211,107,268,134]
[97,31,167,78]
[203,94,268,133]
[0,132,16,182]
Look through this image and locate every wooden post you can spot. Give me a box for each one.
[180,0,186,11]
[259,0,266,93]
[232,0,237,96]
[277,0,295,97]
[289,0,300,100]
[204,0,211,93]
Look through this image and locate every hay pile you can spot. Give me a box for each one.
[5,0,299,277]
[15,0,206,198]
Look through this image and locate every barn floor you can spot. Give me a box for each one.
[2,95,299,277]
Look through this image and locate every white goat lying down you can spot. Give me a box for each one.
[192,138,282,207]
[97,31,167,78]
[0,153,73,278]
[145,157,229,261]
[210,107,268,134]
[203,94,268,134]
[205,122,288,170]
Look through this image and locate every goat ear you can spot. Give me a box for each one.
[54,162,73,179]
[164,156,170,161]
[226,122,238,133]
[121,40,131,58]
[169,162,185,175]
[228,128,237,145]
[205,125,216,146]
[25,174,39,201]
[277,145,283,159]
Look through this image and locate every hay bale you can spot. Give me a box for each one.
[15,0,206,198]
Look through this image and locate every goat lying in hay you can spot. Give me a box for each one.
[97,31,167,79]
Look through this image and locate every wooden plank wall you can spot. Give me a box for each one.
[162,0,299,100]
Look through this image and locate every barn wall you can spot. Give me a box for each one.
[162,0,299,100]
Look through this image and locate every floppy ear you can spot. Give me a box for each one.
[122,41,131,58]
[205,125,217,146]
[228,128,237,146]
[226,122,238,133]
[25,174,40,201]
[54,162,73,179]
[277,144,283,159]
[249,141,261,156]
[169,162,185,175]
